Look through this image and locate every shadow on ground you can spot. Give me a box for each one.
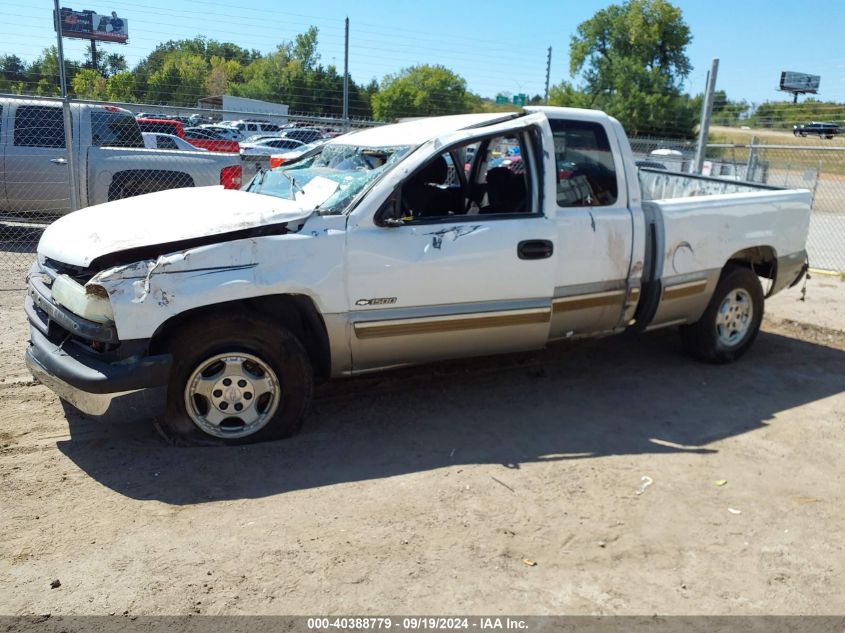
[56,329,845,504]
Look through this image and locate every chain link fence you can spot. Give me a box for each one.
[2,105,845,291]
[0,93,379,289]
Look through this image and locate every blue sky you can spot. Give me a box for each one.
[2,0,844,105]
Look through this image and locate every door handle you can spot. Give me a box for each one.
[518,240,554,260]
[50,157,67,165]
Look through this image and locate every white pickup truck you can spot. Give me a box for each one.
[25,107,810,444]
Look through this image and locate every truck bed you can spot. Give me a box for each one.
[638,167,783,201]
[636,168,811,327]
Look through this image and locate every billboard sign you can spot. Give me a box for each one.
[779,71,819,93]
[56,7,128,43]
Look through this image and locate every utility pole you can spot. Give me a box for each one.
[544,46,552,104]
[53,0,79,211]
[693,58,719,175]
[90,39,98,73]
[343,17,349,129]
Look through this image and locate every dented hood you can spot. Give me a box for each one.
[38,186,316,268]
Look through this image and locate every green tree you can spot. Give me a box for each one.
[0,54,27,82]
[566,0,695,136]
[206,56,243,96]
[106,71,137,102]
[548,80,590,108]
[145,51,208,105]
[710,90,750,126]
[27,46,80,96]
[371,64,471,120]
[71,68,107,99]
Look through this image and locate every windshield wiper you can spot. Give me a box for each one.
[250,168,269,193]
[279,170,305,200]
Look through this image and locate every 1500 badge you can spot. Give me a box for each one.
[355,297,397,306]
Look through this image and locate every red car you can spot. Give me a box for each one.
[136,118,239,153]
[136,118,185,138]
[183,127,240,153]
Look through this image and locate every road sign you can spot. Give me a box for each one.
[495,95,509,105]
[512,93,526,106]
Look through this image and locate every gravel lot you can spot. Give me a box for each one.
[1,270,844,616]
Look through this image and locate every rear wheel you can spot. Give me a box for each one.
[679,265,764,364]
[158,314,313,445]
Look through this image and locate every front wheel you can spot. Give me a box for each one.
[158,314,313,445]
[679,265,764,364]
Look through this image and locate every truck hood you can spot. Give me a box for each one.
[38,186,316,268]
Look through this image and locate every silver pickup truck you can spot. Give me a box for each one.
[0,97,242,216]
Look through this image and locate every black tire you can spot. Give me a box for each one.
[157,313,313,445]
[679,265,764,364]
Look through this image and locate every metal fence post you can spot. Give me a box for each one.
[812,160,822,207]
[693,58,719,174]
[53,0,79,211]
[745,136,758,181]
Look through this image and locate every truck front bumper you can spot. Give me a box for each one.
[26,326,172,416]
[25,265,172,417]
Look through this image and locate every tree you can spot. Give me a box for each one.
[710,90,750,126]
[0,54,27,83]
[548,80,590,108]
[371,65,471,120]
[106,71,137,102]
[71,68,106,99]
[206,56,243,96]
[27,46,80,97]
[145,51,208,105]
[565,0,695,136]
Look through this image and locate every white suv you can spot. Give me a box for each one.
[222,120,283,139]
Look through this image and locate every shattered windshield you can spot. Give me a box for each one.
[245,143,412,214]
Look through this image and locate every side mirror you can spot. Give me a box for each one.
[376,192,404,227]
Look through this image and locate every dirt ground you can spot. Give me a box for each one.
[1,273,844,616]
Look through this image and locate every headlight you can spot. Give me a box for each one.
[51,275,114,324]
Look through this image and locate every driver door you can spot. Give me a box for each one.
[345,114,558,372]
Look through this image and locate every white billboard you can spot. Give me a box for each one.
[779,71,820,93]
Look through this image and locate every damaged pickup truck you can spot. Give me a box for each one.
[25,107,811,444]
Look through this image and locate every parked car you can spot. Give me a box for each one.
[0,99,241,217]
[25,107,810,445]
[136,117,185,138]
[793,122,839,139]
[268,141,325,168]
[142,132,208,151]
[197,125,241,141]
[280,128,323,144]
[239,137,305,158]
[183,127,240,153]
[221,120,283,139]
[241,133,288,144]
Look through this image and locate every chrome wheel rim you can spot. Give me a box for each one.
[716,288,753,347]
[184,352,280,439]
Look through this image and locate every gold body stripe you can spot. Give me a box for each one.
[552,289,625,313]
[354,308,551,339]
[662,279,708,301]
